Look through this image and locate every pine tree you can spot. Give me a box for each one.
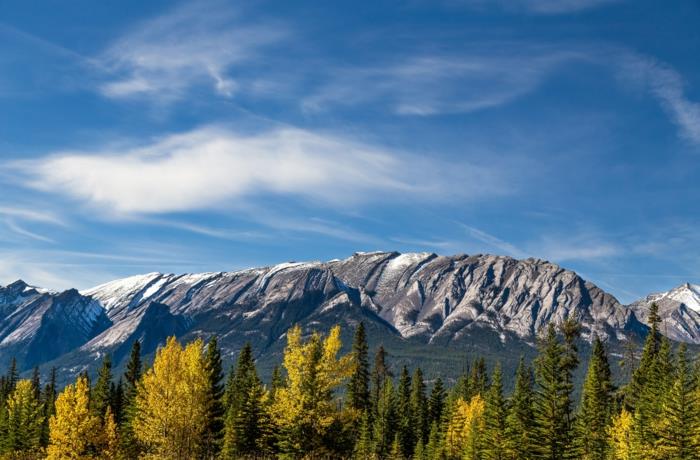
[373,378,398,458]
[534,323,575,460]
[111,378,124,424]
[410,368,429,446]
[371,345,392,416]
[354,409,375,458]
[575,335,614,460]
[654,343,699,458]
[40,367,56,447]
[348,322,371,413]
[397,365,415,457]
[505,357,536,460]
[202,336,225,459]
[425,421,444,460]
[30,366,41,401]
[625,302,661,410]
[428,377,446,428]
[133,337,209,459]
[483,363,508,460]
[47,376,101,459]
[221,343,269,458]
[4,379,44,454]
[120,340,143,458]
[91,354,113,419]
[470,357,489,396]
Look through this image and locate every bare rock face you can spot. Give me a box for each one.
[1,251,694,378]
[628,283,700,343]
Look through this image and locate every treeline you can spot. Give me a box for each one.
[0,303,698,459]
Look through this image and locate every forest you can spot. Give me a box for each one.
[0,302,697,459]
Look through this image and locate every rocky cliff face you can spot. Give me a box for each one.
[0,251,691,378]
[628,283,700,343]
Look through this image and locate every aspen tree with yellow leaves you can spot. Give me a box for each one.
[272,324,353,457]
[133,336,209,460]
[47,376,100,460]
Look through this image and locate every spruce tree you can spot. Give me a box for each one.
[354,410,374,458]
[470,357,489,397]
[534,323,573,460]
[397,365,415,457]
[625,302,661,410]
[428,377,446,428]
[348,322,371,413]
[40,367,57,447]
[373,378,398,458]
[371,345,392,416]
[410,368,429,446]
[575,335,614,460]
[30,366,41,401]
[505,356,536,459]
[91,354,113,419]
[202,336,225,459]
[655,343,699,458]
[120,340,142,458]
[483,363,508,459]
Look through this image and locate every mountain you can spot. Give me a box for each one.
[0,251,693,382]
[628,283,700,343]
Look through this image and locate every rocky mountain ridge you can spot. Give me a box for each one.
[0,251,693,378]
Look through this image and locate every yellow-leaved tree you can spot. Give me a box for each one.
[133,336,209,459]
[272,324,353,457]
[47,376,101,459]
[445,395,485,459]
[608,408,634,460]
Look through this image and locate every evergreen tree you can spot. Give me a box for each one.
[654,343,699,458]
[222,342,269,458]
[120,340,142,458]
[354,409,374,458]
[483,363,508,459]
[371,345,392,416]
[410,368,429,446]
[470,357,489,397]
[428,377,446,428]
[373,378,397,458]
[348,322,371,413]
[202,336,225,459]
[111,378,124,424]
[4,379,44,454]
[625,302,661,410]
[91,354,113,419]
[30,366,41,401]
[534,323,575,460]
[397,365,415,457]
[505,356,536,460]
[425,421,444,460]
[40,367,57,447]
[575,335,614,460]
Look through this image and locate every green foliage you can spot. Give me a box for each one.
[348,322,371,412]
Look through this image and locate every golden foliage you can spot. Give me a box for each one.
[445,395,485,459]
[133,336,209,460]
[47,376,100,460]
[608,408,634,460]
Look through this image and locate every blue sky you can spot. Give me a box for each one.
[1,0,699,303]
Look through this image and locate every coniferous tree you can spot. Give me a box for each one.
[505,356,536,460]
[222,342,269,458]
[625,303,661,410]
[348,322,371,413]
[655,343,699,458]
[397,365,415,457]
[30,366,41,401]
[91,354,113,419]
[428,377,446,428]
[354,409,374,458]
[534,323,574,460]
[40,367,57,447]
[373,378,397,459]
[202,336,225,459]
[575,335,614,460]
[120,340,142,458]
[470,357,489,397]
[410,368,429,447]
[4,379,44,455]
[483,363,508,460]
[111,378,124,424]
[372,345,392,416]
[425,421,444,460]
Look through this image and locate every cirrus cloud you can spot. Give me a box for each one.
[11,126,509,215]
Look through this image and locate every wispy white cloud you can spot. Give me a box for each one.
[617,54,700,146]
[303,49,589,115]
[13,125,508,216]
[99,1,287,101]
[462,224,528,258]
[3,219,54,243]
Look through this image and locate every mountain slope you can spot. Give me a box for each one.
[0,251,690,381]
